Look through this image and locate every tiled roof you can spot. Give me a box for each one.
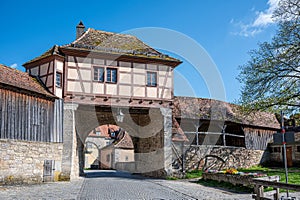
[0,64,56,98]
[114,131,134,149]
[63,28,180,62]
[23,45,63,66]
[24,26,181,66]
[88,124,120,138]
[174,96,280,129]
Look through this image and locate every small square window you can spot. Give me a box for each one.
[106,68,117,83]
[274,147,281,153]
[94,67,104,82]
[297,146,300,152]
[56,72,62,87]
[147,71,157,87]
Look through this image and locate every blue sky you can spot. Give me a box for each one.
[0,0,279,103]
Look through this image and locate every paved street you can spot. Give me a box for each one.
[0,170,298,200]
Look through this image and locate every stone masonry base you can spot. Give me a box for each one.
[0,139,63,185]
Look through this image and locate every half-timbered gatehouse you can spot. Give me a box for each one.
[23,21,182,179]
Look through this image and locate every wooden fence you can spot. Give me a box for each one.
[0,88,63,142]
[252,176,300,200]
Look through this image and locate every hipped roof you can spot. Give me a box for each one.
[24,27,181,66]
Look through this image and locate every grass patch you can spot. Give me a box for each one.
[184,166,300,193]
[185,170,203,179]
[239,165,300,192]
[238,165,300,185]
[166,176,178,180]
[197,179,253,193]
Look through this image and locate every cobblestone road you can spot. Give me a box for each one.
[0,170,299,200]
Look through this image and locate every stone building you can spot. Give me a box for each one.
[0,64,63,185]
[269,127,300,167]
[84,125,115,169]
[100,131,135,170]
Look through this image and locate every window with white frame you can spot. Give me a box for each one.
[106,68,117,83]
[56,72,62,87]
[147,71,157,87]
[93,67,104,82]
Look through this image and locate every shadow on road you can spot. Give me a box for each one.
[83,170,149,180]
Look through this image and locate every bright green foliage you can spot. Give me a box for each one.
[238,0,300,113]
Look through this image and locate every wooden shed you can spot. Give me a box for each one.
[173,96,280,150]
[0,64,63,142]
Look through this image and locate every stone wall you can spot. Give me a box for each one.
[0,139,63,185]
[173,144,268,174]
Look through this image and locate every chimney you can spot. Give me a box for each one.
[76,21,85,39]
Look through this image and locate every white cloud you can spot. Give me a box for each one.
[232,0,279,37]
[253,0,279,26]
[10,63,18,69]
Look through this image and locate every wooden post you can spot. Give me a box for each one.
[254,185,264,200]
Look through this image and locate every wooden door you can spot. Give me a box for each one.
[282,147,293,167]
[285,147,293,167]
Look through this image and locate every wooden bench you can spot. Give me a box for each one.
[252,176,300,200]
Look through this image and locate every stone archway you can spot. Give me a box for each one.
[61,103,172,180]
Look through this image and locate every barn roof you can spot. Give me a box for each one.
[24,24,181,66]
[173,96,280,129]
[0,64,56,99]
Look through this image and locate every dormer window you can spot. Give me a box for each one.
[147,71,157,87]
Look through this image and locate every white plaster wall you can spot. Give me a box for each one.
[106,84,117,95]
[55,88,63,98]
[93,83,104,94]
[119,73,131,84]
[134,74,145,85]
[68,69,78,79]
[67,81,82,92]
[79,69,91,80]
[83,82,91,93]
[119,85,131,96]
[147,87,157,98]
[56,61,64,72]
[133,87,145,97]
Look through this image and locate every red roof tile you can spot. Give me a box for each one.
[0,64,56,99]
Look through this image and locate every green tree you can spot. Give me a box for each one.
[238,0,300,113]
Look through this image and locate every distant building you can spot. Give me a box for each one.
[269,127,300,167]
[84,125,115,169]
[100,130,134,170]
